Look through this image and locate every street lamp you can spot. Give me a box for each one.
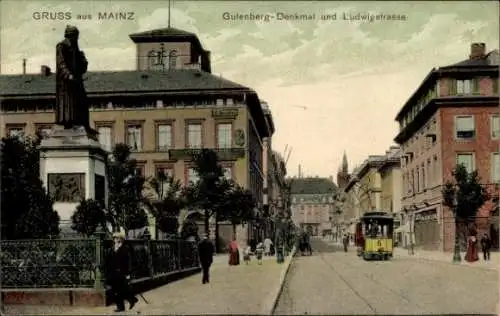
[451,192,462,263]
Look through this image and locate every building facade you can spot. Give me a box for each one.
[394,43,499,251]
[342,147,401,238]
[290,177,337,236]
[378,147,403,244]
[0,27,271,243]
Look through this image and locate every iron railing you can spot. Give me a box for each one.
[0,237,199,289]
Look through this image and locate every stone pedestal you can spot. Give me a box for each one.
[39,126,108,230]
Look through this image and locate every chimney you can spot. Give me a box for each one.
[469,43,486,60]
[201,50,211,73]
[22,59,26,74]
[40,65,51,76]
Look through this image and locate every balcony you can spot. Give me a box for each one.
[168,148,246,161]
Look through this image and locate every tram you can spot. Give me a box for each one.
[357,211,394,260]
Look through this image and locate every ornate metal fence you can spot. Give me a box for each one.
[1,237,199,289]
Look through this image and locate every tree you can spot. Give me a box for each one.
[182,149,227,236]
[145,170,185,237]
[1,135,60,239]
[71,199,106,237]
[180,219,199,240]
[107,143,148,234]
[442,164,490,256]
[219,182,257,239]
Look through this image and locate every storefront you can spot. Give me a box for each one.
[414,209,439,250]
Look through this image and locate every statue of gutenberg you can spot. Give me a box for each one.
[55,25,90,130]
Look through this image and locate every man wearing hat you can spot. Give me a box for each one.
[198,234,215,284]
[105,232,138,312]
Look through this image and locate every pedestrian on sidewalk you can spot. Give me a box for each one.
[243,243,252,264]
[465,231,479,263]
[228,239,240,266]
[255,241,264,265]
[198,234,215,284]
[264,237,273,256]
[343,233,349,252]
[481,233,492,261]
[105,232,138,313]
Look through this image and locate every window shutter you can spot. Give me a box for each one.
[493,77,499,94]
[448,79,456,95]
[472,78,480,94]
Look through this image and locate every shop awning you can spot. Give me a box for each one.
[394,223,409,233]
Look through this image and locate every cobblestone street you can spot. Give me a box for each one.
[274,239,499,315]
[5,255,291,316]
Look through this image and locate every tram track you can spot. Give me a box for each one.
[308,241,430,314]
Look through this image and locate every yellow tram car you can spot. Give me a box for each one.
[358,211,394,261]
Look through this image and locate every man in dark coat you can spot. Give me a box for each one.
[198,234,215,284]
[55,25,89,130]
[106,232,138,312]
[480,233,492,261]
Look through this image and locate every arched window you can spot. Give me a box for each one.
[147,50,156,70]
[169,50,178,69]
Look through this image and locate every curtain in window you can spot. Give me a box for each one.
[493,154,500,183]
[456,116,474,131]
[127,127,141,150]
[217,124,232,148]
[448,79,457,95]
[98,127,112,152]
[457,154,474,173]
[188,125,202,148]
[158,125,172,150]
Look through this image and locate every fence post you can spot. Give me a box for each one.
[94,227,106,289]
[178,239,182,270]
[147,239,154,277]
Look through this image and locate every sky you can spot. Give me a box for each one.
[1,1,499,179]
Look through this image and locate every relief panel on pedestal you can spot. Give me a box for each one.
[47,173,86,202]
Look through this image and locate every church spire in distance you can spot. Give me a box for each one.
[342,151,348,173]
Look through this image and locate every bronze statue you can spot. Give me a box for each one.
[55,25,89,130]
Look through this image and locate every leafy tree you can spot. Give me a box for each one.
[71,199,106,237]
[219,182,257,239]
[180,219,199,240]
[442,164,490,246]
[1,135,60,239]
[145,170,185,236]
[182,149,228,236]
[107,143,148,234]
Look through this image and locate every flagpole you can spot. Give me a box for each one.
[168,0,171,28]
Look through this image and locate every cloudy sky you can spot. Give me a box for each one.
[1,1,499,179]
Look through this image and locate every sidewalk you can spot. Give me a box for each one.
[393,247,500,271]
[4,253,294,315]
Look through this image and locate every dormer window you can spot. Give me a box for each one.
[457,79,472,94]
[169,50,178,69]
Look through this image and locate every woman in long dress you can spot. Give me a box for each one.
[228,240,240,266]
[465,234,479,262]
